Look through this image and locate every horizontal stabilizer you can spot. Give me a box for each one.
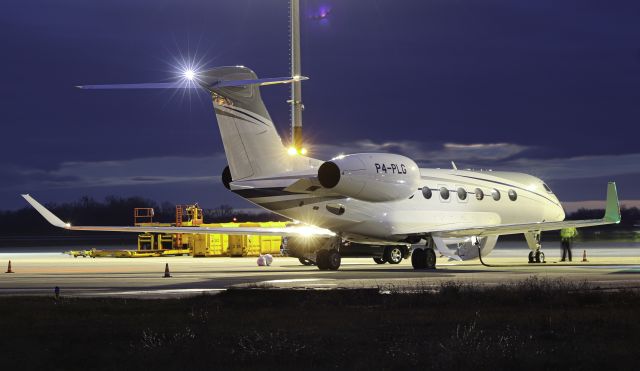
[77,82,193,90]
[21,194,333,237]
[76,76,308,90]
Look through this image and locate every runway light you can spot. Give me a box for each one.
[288,147,298,156]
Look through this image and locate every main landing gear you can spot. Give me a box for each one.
[316,249,341,270]
[313,236,343,271]
[411,238,436,270]
[525,232,546,264]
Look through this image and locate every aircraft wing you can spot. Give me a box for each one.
[21,195,335,237]
[403,182,621,238]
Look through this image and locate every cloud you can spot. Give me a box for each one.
[562,200,640,213]
[312,140,530,164]
[5,154,228,191]
[4,142,639,210]
[504,153,640,181]
[311,139,640,182]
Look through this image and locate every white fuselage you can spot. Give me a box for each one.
[231,167,566,244]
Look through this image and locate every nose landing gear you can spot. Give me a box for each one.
[525,231,546,264]
[528,250,546,264]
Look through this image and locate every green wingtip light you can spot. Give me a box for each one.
[604,182,621,223]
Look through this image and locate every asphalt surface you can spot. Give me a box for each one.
[0,244,639,298]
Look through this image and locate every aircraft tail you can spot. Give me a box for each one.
[78,65,313,181]
[200,66,292,180]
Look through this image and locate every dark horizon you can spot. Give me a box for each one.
[2,0,639,210]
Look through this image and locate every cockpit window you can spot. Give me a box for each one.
[542,183,553,193]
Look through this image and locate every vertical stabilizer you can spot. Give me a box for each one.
[201,66,302,180]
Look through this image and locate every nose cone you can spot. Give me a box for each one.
[545,201,565,222]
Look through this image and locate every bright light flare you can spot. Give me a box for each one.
[168,48,211,90]
[332,154,346,160]
[288,147,308,156]
[184,69,196,81]
[289,225,335,237]
[178,65,201,85]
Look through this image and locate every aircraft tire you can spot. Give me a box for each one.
[326,249,342,271]
[373,257,386,264]
[411,248,427,269]
[425,248,436,269]
[528,251,535,263]
[316,250,329,270]
[299,257,315,266]
[535,251,545,263]
[384,246,403,264]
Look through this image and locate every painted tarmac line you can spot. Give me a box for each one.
[92,288,227,296]
[263,278,331,283]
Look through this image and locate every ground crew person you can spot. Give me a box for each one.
[560,227,578,262]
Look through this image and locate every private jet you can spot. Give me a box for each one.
[23,65,621,271]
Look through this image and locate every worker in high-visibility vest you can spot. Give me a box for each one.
[560,227,578,262]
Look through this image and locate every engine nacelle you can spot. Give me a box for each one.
[317,153,420,202]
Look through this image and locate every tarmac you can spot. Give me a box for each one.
[0,244,639,298]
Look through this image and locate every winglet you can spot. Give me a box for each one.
[21,194,70,229]
[604,182,621,223]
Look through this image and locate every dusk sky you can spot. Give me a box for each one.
[1,0,639,212]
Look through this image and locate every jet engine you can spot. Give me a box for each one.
[317,153,420,202]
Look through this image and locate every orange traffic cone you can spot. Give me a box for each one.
[582,250,588,262]
[6,260,14,273]
[163,263,172,278]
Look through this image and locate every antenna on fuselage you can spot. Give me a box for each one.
[451,161,458,170]
[289,0,304,153]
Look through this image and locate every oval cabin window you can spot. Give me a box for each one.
[508,189,517,201]
[492,189,501,201]
[457,187,467,201]
[475,188,484,201]
[422,187,432,199]
[440,187,450,200]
